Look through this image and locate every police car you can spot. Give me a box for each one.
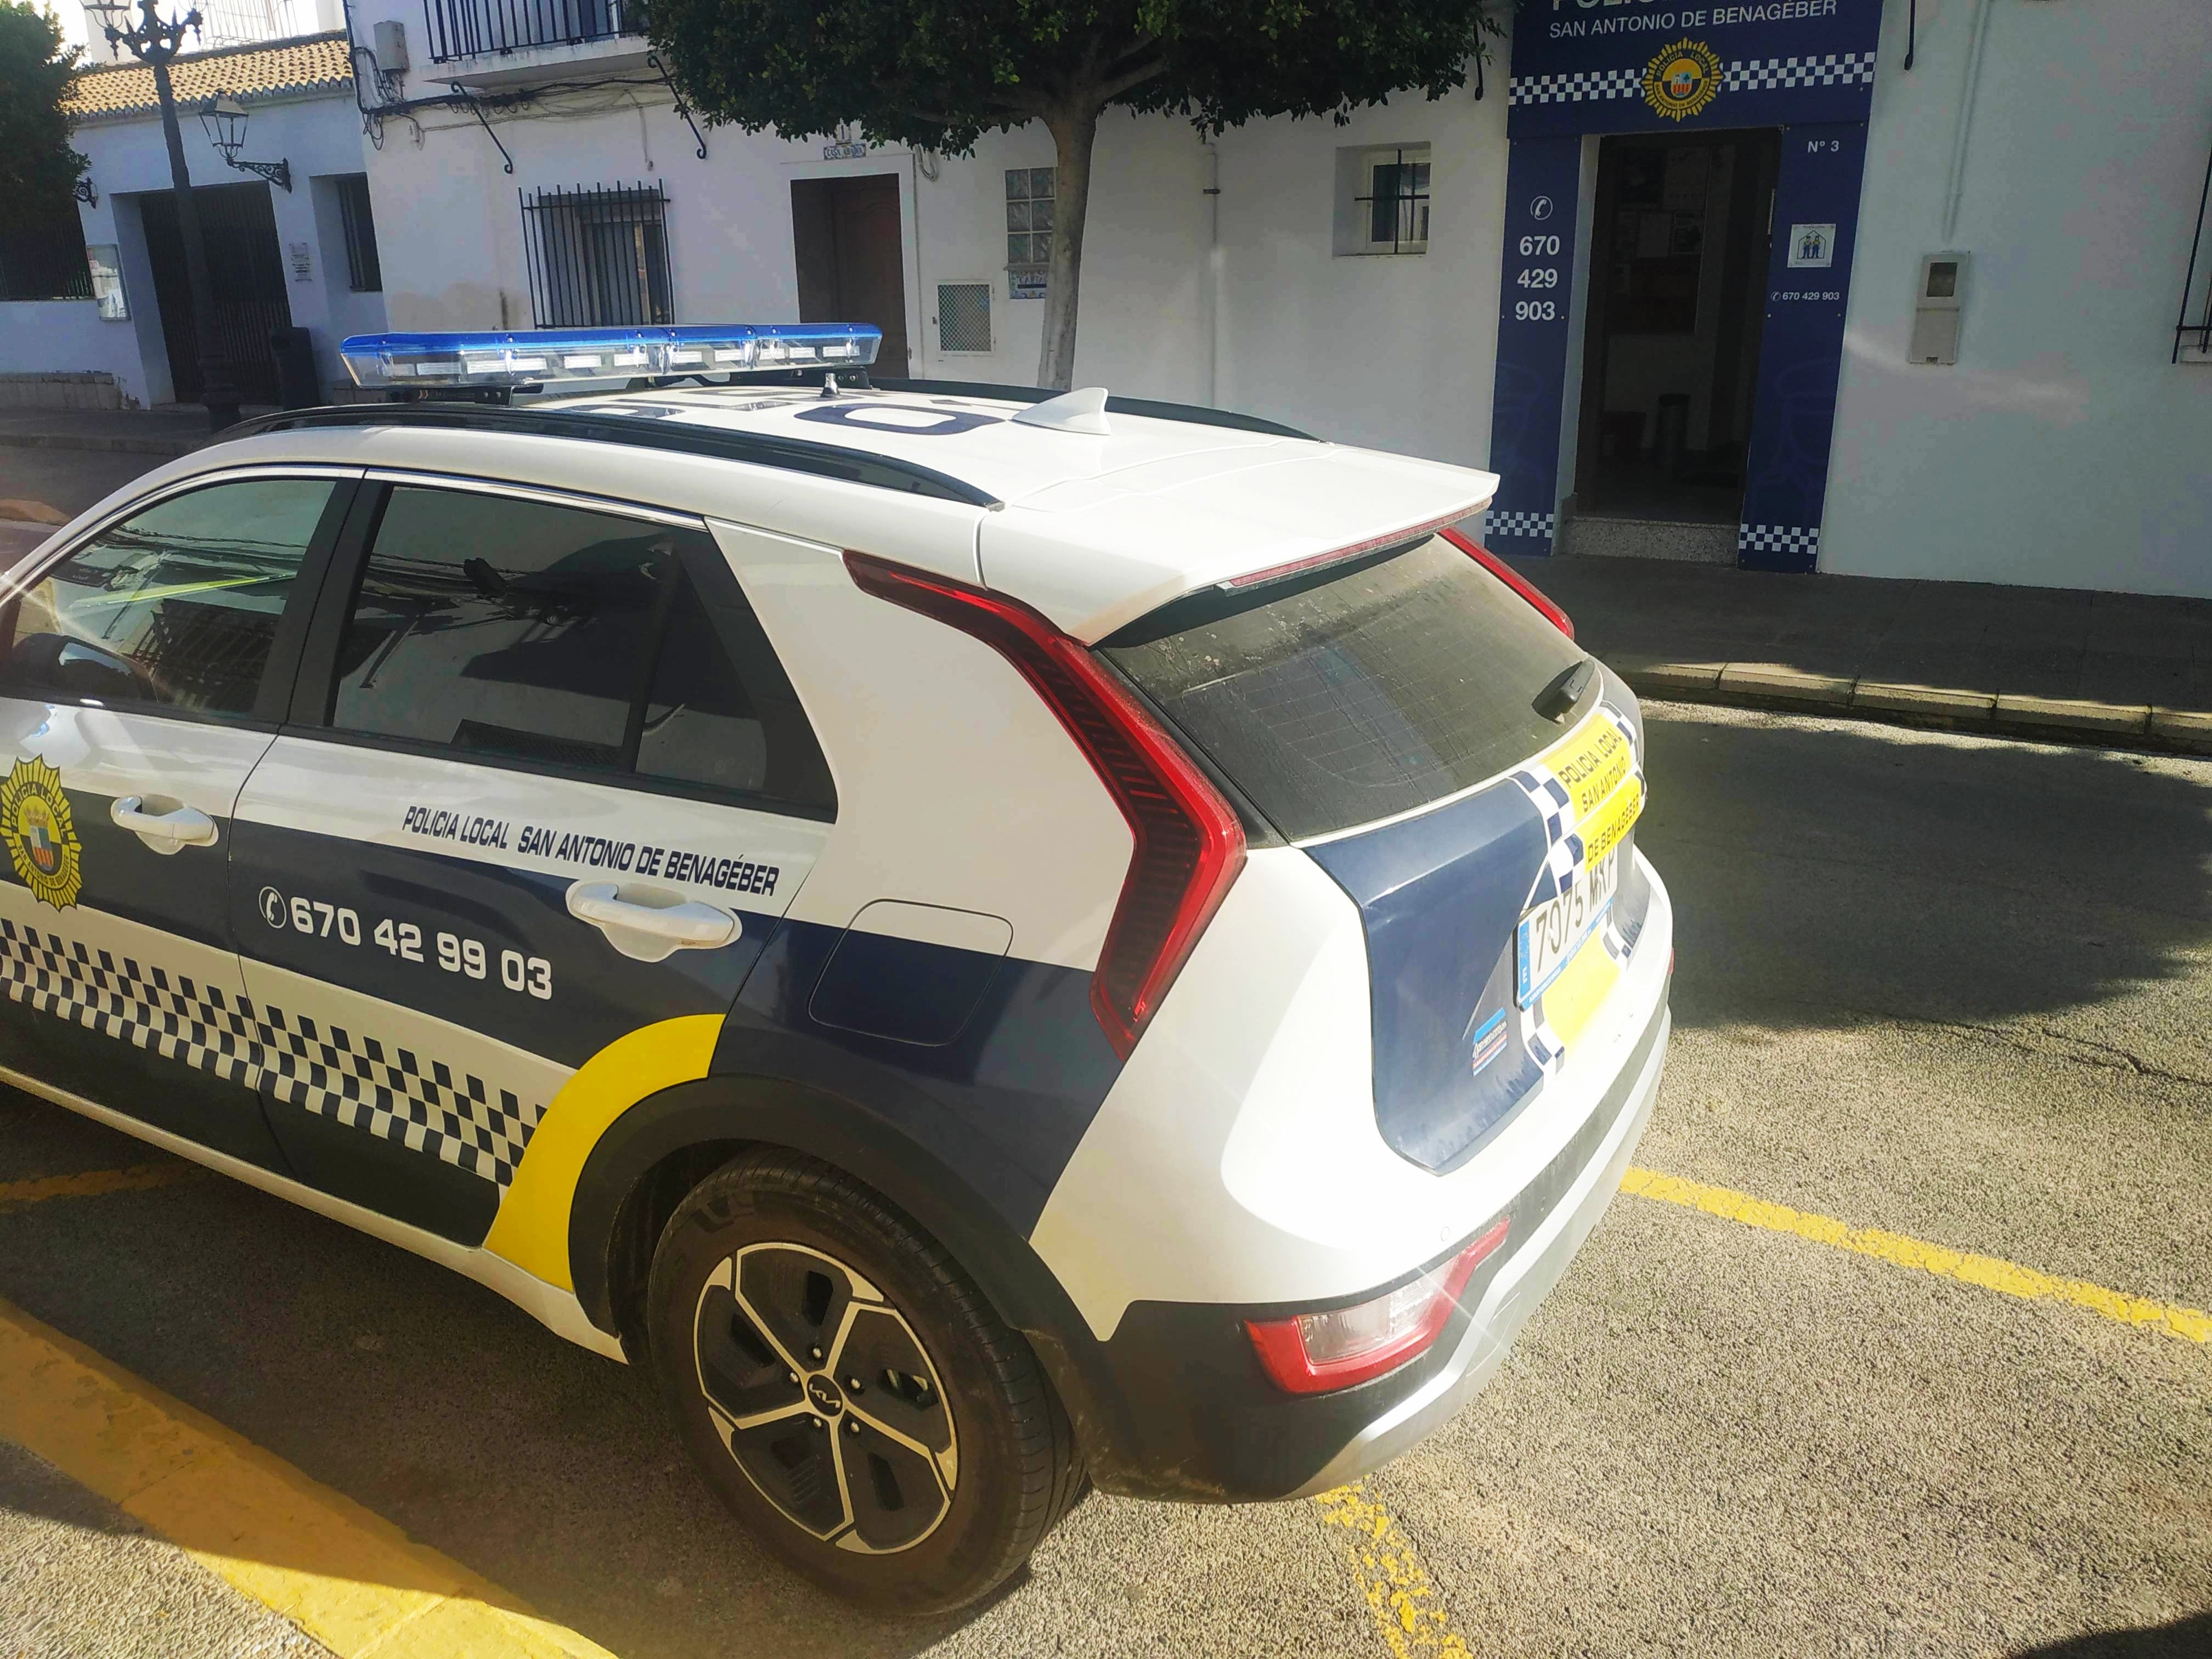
[0,323,1671,1613]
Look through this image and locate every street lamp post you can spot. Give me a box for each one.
[88,0,241,432]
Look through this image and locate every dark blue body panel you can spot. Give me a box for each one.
[715,918,1124,1238]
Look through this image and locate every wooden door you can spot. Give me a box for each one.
[791,175,911,377]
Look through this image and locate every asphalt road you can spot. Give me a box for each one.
[1,702,2208,1657]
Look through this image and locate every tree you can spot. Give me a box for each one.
[642,1,1498,389]
[0,3,85,232]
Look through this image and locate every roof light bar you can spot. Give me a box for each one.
[337,324,882,389]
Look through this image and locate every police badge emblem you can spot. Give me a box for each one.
[2,757,83,909]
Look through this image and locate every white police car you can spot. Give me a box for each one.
[0,323,1669,1613]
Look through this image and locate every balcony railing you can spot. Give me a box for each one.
[423,0,639,64]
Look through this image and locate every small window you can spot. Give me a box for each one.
[1005,166,1054,272]
[1335,145,1431,257]
[0,478,333,716]
[331,486,831,811]
[336,174,382,293]
[935,281,992,353]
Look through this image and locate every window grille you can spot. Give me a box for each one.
[935,283,992,354]
[1005,167,1055,272]
[521,182,672,329]
[425,0,637,64]
[0,206,93,302]
[1354,147,1432,255]
[336,174,383,293]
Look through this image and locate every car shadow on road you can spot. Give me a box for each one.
[0,1091,997,1659]
[1637,704,2212,1047]
[2009,1611,2212,1658]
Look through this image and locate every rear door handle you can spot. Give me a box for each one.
[111,796,218,854]
[566,879,738,963]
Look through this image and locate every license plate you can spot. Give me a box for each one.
[1516,851,1620,1007]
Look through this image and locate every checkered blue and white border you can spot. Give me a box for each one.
[1511,52,1875,106]
[1485,509,1556,541]
[0,919,544,1188]
[1738,522,1820,559]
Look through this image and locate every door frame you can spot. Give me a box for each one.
[783,156,925,381]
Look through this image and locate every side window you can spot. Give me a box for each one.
[331,484,833,811]
[0,478,334,716]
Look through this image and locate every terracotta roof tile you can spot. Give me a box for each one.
[65,31,353,121]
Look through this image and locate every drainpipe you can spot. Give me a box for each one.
[1202,137,1222,406]
[1940,0,1996,242]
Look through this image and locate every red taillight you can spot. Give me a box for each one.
[1245,1217,1511,1396]
[844,552,1246,1060]
[1441,527,1575,639]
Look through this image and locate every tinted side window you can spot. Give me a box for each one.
[331,484,833,812]
[0,478,333,716]
[334,487,674,769]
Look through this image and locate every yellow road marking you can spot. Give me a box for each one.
[0,1296,618,1658]
[1621,1167,2211,1343]
[0,1162,202,1211]
[1314,1482,1474,1659]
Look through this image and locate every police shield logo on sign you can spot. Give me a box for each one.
[1641,39,1723,122]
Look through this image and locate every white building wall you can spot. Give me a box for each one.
[55,84,387,403]
[0,301,145,402]
[1824,0,2212,596]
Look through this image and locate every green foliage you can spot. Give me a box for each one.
[0,3,85,230]
[639,0,1497,153]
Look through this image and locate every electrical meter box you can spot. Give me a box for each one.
[1909,253,1966,365]
[373,19,409,72]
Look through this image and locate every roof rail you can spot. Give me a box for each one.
[222,403,1002,507]
[870,379,1317,441]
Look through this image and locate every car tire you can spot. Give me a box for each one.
[645,1147,1082,1615]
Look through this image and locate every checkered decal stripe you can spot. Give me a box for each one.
[1509,66,1640,106]
[1485,510,1556,541]
[1739,522,1820,558]
[1512,52,1875,105]
[1725,53,1876,92]
[0,919,543,1189]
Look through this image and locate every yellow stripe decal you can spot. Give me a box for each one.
[0,1161,201,1210]
[1532,928,1621,1049]
[0,1295,618,1658]
[1621,1167,2211,1342]
[1576,769,1643,868]
[1313,1482,1474,1658]
[482,1013,724,1289]
[1537,710,1633,821]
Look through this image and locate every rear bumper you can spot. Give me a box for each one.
[1070,979,1669,1503]
[1287,997,1667,1494]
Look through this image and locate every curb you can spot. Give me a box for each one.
[0,431,201,457]
[1616,659,2212,757]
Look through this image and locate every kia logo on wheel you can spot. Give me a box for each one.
[805,1375,844,1416]
[258,886,286,928]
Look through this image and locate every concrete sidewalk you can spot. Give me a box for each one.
[1508,554,2212,753]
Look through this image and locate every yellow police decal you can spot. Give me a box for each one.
[2,757,82,910]
[1642,39,1722,122]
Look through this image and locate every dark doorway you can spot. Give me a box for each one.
[790,176,911,377]
[1574,128,1780,527]
[138,182,291,407]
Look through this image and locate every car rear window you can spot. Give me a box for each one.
[1099,536,1592,841]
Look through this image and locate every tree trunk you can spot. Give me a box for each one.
[1036,103,1100,391]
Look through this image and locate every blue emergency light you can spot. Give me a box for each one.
[337,323,882,389]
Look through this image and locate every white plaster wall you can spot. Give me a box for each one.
[0,301,146,402]
[1823,0,2212,596]
[67,89,387,400]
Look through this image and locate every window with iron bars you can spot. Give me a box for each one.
[2176,135,2212,364]
[336,174,382,293]
[521,182,672,329]
[425,0,637,64]
[1352,146,1431,255]
[0,204,93,303]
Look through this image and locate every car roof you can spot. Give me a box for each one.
[201,383,1500,642]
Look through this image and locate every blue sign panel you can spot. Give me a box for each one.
[1737,121,1868,571]
[1508,0,1884,137]
[1486,136,1584,552]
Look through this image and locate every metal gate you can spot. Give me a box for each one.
[138,182,291,407]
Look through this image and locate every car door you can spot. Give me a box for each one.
[0,468,358,1166]
[228,473,835,1245]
